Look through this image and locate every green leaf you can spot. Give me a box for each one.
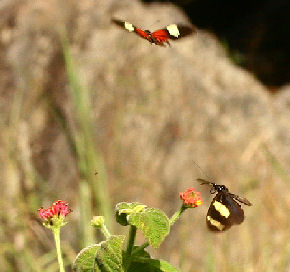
[73,235,125,272]
[131,246,151,258]
[95,235,125,272]
[128,261,157,272]
[128,248,154,272]
[123,246,151,272]
[128,208,170,248]
[73,244,101,271]
[130,256,179,272]
[115,202,147,226]
[150,259,179,272]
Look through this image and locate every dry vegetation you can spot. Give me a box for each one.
[0,0,289,271]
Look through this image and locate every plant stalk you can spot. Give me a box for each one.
[101,223,111,239]
[132,241,149,255]
[124,226,137,271]
[169,204,187,226]
[53,228,65,272]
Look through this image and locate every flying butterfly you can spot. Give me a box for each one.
[112,18,196,46]
[197,178,252,232]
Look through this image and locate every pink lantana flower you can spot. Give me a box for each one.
[38,200,71,229]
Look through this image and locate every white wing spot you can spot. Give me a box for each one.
[213,201,230,218]
[166,24,180,38]
[124,22,134,32]
[207,216,225,231]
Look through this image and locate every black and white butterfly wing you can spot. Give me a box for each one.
[206,192,245,232]
[112,18,152,42]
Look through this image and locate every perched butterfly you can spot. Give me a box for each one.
[197,178,252,232]
[112,18,196,46]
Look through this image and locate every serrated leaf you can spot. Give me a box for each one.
[115,202,147,226]
[95,235,125,272]
[73,235,125,272]
[128,208,170,248]
[73,244,101,271]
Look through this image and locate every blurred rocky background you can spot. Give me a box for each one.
[0,0,289,271]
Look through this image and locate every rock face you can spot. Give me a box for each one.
[0,0,289,271]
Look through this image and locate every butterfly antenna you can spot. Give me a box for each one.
[193,161,214,183]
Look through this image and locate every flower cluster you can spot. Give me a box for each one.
[179,188,203,208]
[38,200,71,229]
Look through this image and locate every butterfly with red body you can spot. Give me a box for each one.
[112,18,195,46]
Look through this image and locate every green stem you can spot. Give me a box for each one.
[127,226,137,256]
[132,242,149,255]
[53,228,65,272]
[124,226,137,271]
[101,223,111,239]
[169,204,187,226]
